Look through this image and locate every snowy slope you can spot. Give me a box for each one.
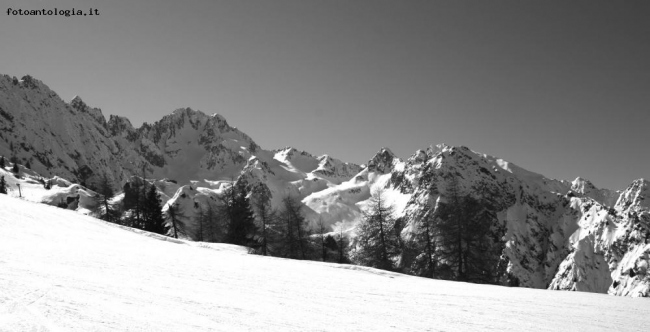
[1,195,649,332]
[0,161,99,214]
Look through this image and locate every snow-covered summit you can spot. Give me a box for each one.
[571,177,621,207]
[69,95,107,126]
[367,147,401,174]
[615,178,649,210]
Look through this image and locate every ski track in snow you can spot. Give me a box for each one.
[0,195,648,332]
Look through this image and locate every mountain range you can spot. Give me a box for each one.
[1,74,648,297]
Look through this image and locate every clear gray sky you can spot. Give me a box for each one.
[2,0,649,190]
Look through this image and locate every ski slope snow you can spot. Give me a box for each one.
[0,195,648,331]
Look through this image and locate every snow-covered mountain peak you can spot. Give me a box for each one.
[108,114,136,137]
[209,112,229,124]
[69,95,106,125]
[317,154,332,163]
[275,147,314,159]
[367,147,401,174]
[0,74,44,91]
[272,147,320,173]
[615,178,649,210]
[571,177,598,196]
[572,176,593,188]
[568,177,620,207]
[312,154,362,181]
[70,95,84,106]
[406,149,428,167]
[427,143,452,155]
[17,74,47,90]
[316,154,337,171]
[164,107,208,128]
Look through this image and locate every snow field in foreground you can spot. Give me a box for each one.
[0,195,648,332]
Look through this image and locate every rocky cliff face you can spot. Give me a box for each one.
[1,74,647,297]
[0,75,133,186]
[548,179,649,297]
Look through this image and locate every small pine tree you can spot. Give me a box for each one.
[0,176,7,194]
[203,200,223,242]
[0,156,5,168]
[324,235,338,251]
[409,202,437,278]
[94,173,120,223]
[122,182,138,209]
[139,164,149,228]
[337,225,349,264]
[122,180,145,229]
[195,203,206,242]
[317,217,328,261]
[166,203,187,239]
[25,160,31,169]
[143,185,166,235]
[350,189,401,271]
[278,195,311,259]
[251,183,276,256]
[222,179,258,247]
[11,163,19,175]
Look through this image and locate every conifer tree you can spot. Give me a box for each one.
[432,178,502,283]
[222,179,257,246]
[122,179,145,229]
[317,217,328,261]
[337,225,349,264]
[0,176,7,194]
[12,163,19,175]
[202,199,223,242]
[143,185,166,235]
[139,164,149,228]
[409,203,438,278]
[195,203,206,242]
[323,234,338,262]
[166,203,186,239]
[350,189,400,271]
[94,173,119,223]
[251,184,276,256]
[278,195,311,259]
[0,156,5,168]
[122,182,137,209]
[432,177,464,280]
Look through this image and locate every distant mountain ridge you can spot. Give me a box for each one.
[1,74,648,297]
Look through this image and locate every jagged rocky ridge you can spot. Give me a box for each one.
[0,74,648,297]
